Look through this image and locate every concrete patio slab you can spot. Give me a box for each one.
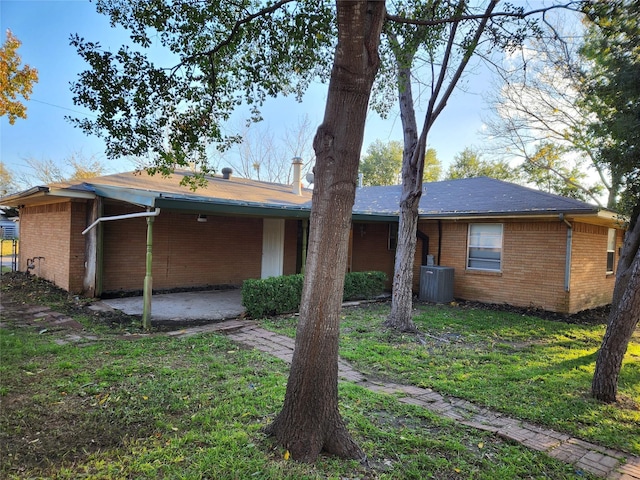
[94,289,245,323]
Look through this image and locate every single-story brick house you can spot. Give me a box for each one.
[0,165,624,314]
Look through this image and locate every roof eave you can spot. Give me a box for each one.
[0,186,95,206]
[155,196,311,219]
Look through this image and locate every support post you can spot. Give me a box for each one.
[142,213,154,330]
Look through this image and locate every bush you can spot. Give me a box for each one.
[242,271,387,318]
[343,271,387,301]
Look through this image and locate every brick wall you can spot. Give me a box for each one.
[19,198,621,312]
[351,222,396,288]
[354,218,617,314]
[568,222,619,312]
[100,206,300,294]
[430,220,570,311]
[18,201,74,291]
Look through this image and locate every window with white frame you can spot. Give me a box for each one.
[607,228,616,274]
[467,223,503,271]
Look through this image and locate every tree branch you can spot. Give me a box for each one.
[386,2,583,27]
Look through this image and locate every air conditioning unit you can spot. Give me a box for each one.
[419,266,454,303]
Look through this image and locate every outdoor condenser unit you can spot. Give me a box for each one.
[419,266,455,303]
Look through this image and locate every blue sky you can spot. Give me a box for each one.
[1,0,495,187]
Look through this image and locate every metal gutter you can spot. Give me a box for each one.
[154,196,312,218]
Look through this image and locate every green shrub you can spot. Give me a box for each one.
[242,271,387,318]
[242,274,304,318]
[343,271,387,301]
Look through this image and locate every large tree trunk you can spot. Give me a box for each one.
[592,211,640,402]
[264,1,385,463]
[386,53,421,332]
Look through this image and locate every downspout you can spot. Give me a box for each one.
[82,207,160,330]
[416,229,429,265]
[437,220,443,266]
[82,208,161,235]
[560,213,572,292]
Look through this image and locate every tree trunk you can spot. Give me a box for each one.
[592,211,640,402]
[385,1,497,332]
[386,53,421,332]
[264,1,385,463]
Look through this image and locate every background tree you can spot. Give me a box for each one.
[360,139,403,186]
[522,142,600,201]
[445,146,520,181]
[382,0,504,332]
[229,115,315,184]
[0,163,18,196]
[423,147,442,182]
[580,0,640,403]
[378,1,566,332]
[0,29,38,125]
[16,153,107,186]
[482,16,612,207]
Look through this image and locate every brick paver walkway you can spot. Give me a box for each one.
[168,319,640,480]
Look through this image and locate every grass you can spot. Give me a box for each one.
[1,322,597,479]
[263,303,640,456]
[1,274,636,478]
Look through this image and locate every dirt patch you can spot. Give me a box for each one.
[0,271,142,331]
[429,298,610,325]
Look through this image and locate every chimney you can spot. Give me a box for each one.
[292,157,303,195]
[221,167,233,179]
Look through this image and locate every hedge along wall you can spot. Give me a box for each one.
[242,271,387,318]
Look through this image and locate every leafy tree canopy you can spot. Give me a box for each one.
[360,139,403,186]
[69,0,335,186]
[580,0,640,221]
[0,29,38,125]
[445,147,519,182]
[423,147,442,182]
[522,142,603,202]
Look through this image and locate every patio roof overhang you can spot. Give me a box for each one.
[91,184,312,219]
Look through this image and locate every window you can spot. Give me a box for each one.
[607,228,616,274]
[467,223,503,271]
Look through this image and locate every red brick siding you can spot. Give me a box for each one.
[431,220,569,311]
[100,206,299,293]
[69,202,88,293]
[283,220,299,275]
[351,222,396,288]
[568,222,619,312]
[18,202,74,291]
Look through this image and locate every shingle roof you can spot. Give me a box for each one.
[352,177,599,218]
[88,170,313,207]
[2,171,607,221]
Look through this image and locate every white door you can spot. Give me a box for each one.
[261,218,285,278]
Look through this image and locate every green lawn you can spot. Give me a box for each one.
[1,270,636,479]
[263,303,640,456]
[0,309,605,479]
